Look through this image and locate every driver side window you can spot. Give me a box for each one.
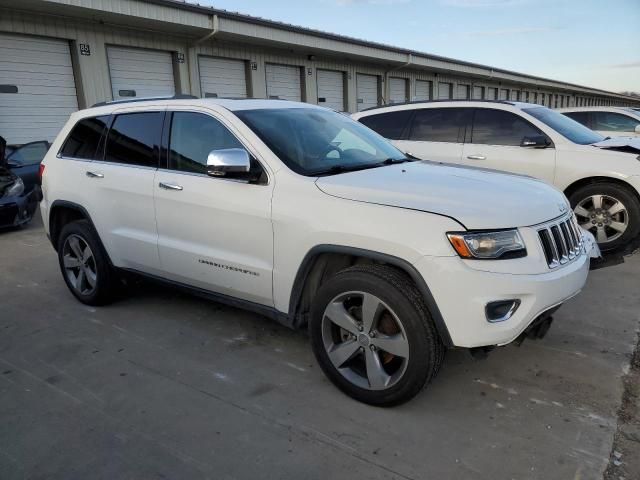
[168,112,246,174]
[472,109,545,146]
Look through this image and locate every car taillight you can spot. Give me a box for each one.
[38,164,45,184]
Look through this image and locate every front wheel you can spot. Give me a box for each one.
[309,264,444,406]
[569,182,640,251]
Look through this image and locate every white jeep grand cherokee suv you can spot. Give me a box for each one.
[353,100,640,251]
[41,98,595,405]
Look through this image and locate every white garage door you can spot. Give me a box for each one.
[388,77,407,104]
[438,82,452,100]
[0,33,78,144]
[265,64,301,101]
[107,46,175,101]
[316,69,344,111]
[199,56,247,99]
[415,80,432,101]
[457,84,470,99]
[356,74,378,111]
[473,86,485,100]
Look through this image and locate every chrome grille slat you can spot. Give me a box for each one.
[537,215,584,269]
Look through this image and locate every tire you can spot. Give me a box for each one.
[309,264,445,406]
[568,182,640,252]
[57,219,117,305]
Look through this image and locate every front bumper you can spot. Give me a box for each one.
[0,186,40,228]
[414,250,590,348]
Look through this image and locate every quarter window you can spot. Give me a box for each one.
[358,110,413,140]
[105,112,163,167]
[592,112,639,132]
[472,109,544,146]
[408,108,470,143]
[60,116,109,160]
[168,112,245,174]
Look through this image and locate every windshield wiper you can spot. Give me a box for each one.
[312,163,383,176]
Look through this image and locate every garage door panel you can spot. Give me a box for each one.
[107,46,175,100]
[415,80,432,101]
[199,57,247,98]
[0,33,78,144]
[317,69,344,111]
[356,73,378,111]
[265,64,301,102]
[389,77,407,104]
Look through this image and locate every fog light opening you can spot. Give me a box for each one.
[485,299,521,323]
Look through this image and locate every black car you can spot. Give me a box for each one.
[6,140,50,194]
[0,137,43,228]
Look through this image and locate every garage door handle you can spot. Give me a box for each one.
[86,171,104,178]
[159,182,183,191]
[467,155,486,161]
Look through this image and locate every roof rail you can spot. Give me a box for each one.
[91,94,199,108]
[359,99,516,112]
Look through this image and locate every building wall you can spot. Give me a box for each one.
[0,5,636,115]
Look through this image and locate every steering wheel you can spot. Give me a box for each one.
[317,144,342,160]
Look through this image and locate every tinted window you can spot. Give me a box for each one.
[358,110,413,140]
[8,141,49,166]
[563,111,590,128]
[408,108,470,143]
[472,109,543,146]
[105,112,163,167]
[169,112,244,174]
[592,112,639,132]
[60,116,109,160]
[523,107,604,145]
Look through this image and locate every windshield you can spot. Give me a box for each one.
[523,106,605,145]
[234,108,407,176]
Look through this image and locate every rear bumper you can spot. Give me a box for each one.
[0,187,40,228]
[414,252,590,348]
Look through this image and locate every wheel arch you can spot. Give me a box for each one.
[288,245,453,347]
[563,176,640,205]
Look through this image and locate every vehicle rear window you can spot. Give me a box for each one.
[471,109,544,146]
[408,108,470,143]
[59,116,109,160]
[358,110,413,140]
[104,112,163,167]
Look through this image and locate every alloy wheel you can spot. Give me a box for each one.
[62,234,98,295]
[574,194,628,244]
[321,291,410,391]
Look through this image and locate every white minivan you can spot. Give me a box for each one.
[353,100,640,251]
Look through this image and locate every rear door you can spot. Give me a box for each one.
[87,109,164,272]
[153,108,274,306]
[461,108,556,183]
[394,107,470,163]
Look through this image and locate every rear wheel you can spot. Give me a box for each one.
[57,220,117,305]
[569,182,640,251]
[309,264,444,406]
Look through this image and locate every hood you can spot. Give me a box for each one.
[0,166,17,196]
[591,136,640,154]
[315,161,569,230]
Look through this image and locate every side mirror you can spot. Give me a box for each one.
[635,125,640,134]
[521,135,550,148]
[206,148,250,178]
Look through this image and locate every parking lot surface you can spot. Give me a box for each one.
[1,215,639,479]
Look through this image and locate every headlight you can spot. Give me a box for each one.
[4,177,24,197]
[447,229,526,259]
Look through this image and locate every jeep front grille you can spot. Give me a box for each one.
[537,216,583,268]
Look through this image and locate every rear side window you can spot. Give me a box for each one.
[408,108,470,143]
[105,112,163,167]
[358,110,413,140]
[60,116,109,159]
[563,111,590,128]
[471,109,543,146]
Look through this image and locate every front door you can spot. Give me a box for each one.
[154,109,274,306]
[461,108,556,184]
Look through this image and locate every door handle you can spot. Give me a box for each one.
[466,155,486,160]
[86,171,104,178]
[159,182,183,191]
